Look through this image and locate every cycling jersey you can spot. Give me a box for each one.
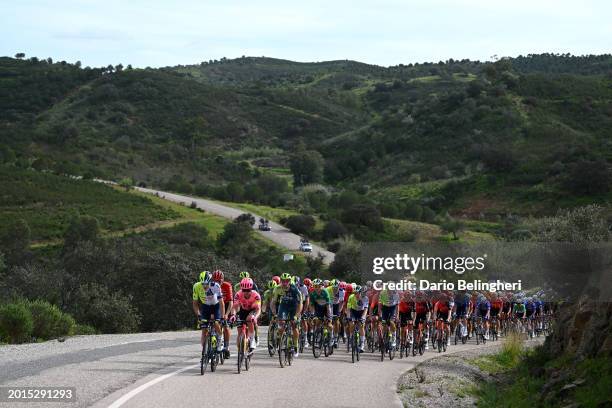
[476,300,491,311]
[343,286,353,303]
[435,300,453,314]
[193,282,222,305]
[262,288,273,305]
[347,294,369,311]
[310,288,331,306]
[513,302,526,314]
[233,290,261,311]
[491,299,503,310]
[399,299,414,314]
[325,286,345,305]
[414,301,430,315]
[219,281,233,304]
[298,284,309,303]
[379,290,400,307]
[272,284,302,308]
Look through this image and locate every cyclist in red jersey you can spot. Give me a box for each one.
[413,291,431,350]
[212,270,233,358]
[433,292,453,347]
[398,290,415,348]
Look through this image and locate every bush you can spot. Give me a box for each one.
[68,283,140,334]
[28,299,63,340]
[322,219,348,241]
[74,324,97,335]
[341,204,384,232]
[285,215,316,235]
[0,302,33,343]
[56,313,76,337]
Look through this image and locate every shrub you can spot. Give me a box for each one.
[74,324,97,335]
[28,299,63,340]
[56,313,76,337]
[341,204,384,232]
[68,283,140,334]
[285,215,316,235]
[322,219,348,241]
[0,302,33,343]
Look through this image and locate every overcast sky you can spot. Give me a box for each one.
[1,0,610,67]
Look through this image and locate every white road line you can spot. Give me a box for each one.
[107,361,199,408]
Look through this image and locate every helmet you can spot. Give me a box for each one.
[354,285,362,293]
[239,271,250,279]
[280,272,291,281]
[351,283,357,291]
[416,291,424,298]
[303,278,312,287]
[293,276,301,285]
[312,278,323,287]
[339,282,346,290]
[272,276,281,284]
[267,280,278,289]
[330,279,339,288]
[360,286,368,294]
[366,280,373,288]
[200,271,211,284]
[212,270,224,282]
[240,278,254,290]
[323,280,330,287]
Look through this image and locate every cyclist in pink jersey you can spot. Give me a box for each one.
[230,278,261,350]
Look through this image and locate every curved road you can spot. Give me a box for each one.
[135,187,335,264]
[0,328,542,408]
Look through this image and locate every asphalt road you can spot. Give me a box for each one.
[0,328,543,408]
[135,187,335,264]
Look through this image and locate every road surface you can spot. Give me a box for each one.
[0,328,542,408]
[135,187,335,264]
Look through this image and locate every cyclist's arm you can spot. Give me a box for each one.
[219,300,225,319]
[192,300,200,317]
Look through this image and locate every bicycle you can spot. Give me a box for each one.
[454,316,468,345]
[267,316,277,357]
[199,319,223,375]
[474,317,487,345]
[277,318,295,368]
[434,318,449,353]
[412,320,426,356]
[490,316,499,342]
[235,319,252,374]
[399,320,413,359]
[378,319,396,361]
[311,316,332,358]
[349,318,365,363]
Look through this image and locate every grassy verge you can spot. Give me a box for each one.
[469,334,612,407]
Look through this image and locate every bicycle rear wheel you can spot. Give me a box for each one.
[278,331,286,368]
[237,332,244,374]
[312,327,322,358]
[200,340,208,375]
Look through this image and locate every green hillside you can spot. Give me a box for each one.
[1,53,611,219]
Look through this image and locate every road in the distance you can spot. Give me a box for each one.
[136,187,335,264]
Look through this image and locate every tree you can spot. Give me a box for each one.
[63,215,100,251]
[235,213,255,226]
[119,177,133,191]
[564,159,610,195]
[285,215,316,236]
[14,53,25,59]
[440,216,465,240]
[0,219,31,265]
[290,150,324,186]
[322,220,347,241]
[341,204,384,232]
[75,61,82,68]
[226,182,244,202]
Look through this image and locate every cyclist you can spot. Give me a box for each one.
[346,285,369,352]
[490,292,504,337]
[433,292,453,347]
[309,278,333,347]
[453,290,471,339]
[398,289,415,349]
[212,270,233,358]
[270,273,303,357]
[326,279,345,348]
[378,286,400,347]
[413,291,431,350]
[298,277,311,347]
[234,271,260,294]
[192,271,226,352]
[475,293,491,340]
[262,280,278,321]
[230,278,261,351]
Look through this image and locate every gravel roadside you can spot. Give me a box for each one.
[396,339,544,408]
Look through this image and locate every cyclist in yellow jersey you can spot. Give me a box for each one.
[346,285,369,352]
[192,271,226,351]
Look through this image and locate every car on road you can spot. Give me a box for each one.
[258,218,271,231]
[299,239,312,252]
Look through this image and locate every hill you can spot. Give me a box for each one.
[1,53,611,219]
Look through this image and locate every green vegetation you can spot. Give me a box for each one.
[0,168,178,241]
[0,300,76,343]
[472,343,612,408]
